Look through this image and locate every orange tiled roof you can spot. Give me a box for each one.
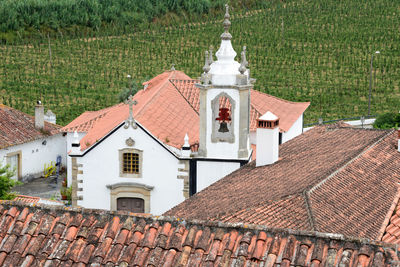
[0,202,398,266]
[12,195,40,204]
[381,192,400,245]
[0,104,61,149]
[170,79,309,133]
[167,125,400,242]
[62,70,309,151]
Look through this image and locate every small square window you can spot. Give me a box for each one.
[123,153,139,174]
[119,148,143,178]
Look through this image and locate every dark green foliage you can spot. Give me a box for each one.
[0,0,218,34]
[0,164,19,200]
[117,79,141,102]
[373,112,400,129]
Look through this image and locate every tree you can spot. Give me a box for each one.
[117,75,141,102]
[0,164,19,200]
[373,112,400,129]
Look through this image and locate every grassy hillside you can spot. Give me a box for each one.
[1,0,399,125]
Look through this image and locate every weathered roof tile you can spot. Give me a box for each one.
[0,202,398,266]
[0,104,61,149]
[167,126,400,245]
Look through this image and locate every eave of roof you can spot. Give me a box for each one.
[0,201,398,266]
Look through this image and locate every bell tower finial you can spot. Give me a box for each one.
[221,4,232,40]
[239,46,248,74]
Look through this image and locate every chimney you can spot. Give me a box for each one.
[256,111,279,167]
[44,110,56,124]
[71,131,81,155]
[181,133,191,157]
[35,101,44,130]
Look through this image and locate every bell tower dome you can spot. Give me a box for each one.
[196,4,253,159]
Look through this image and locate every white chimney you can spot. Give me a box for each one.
[44,110,56,124]
[35,101,44,130]
[71,131,81,155]
[398,129,400,153]
[256,111,279,167]
[181,133,191,157]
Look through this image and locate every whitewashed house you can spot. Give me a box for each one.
[62,7,309,214]
[0,103,66,181]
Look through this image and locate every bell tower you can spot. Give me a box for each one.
[197,4,253,159]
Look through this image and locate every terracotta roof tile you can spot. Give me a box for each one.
[0,202,397,266]
[0,104,61,149]
[166,125,400,242]
[218,194,312,230]
[170,79,309,133]
[62,71,309,151]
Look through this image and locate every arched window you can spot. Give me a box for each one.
[211,93,235,143]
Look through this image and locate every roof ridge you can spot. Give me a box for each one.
[134,71,178,118]
[307,129,395,196]
[169,79,199,115]
[2,201,399,249]
[377,184,400,241]
[252,89,310,105]
[302,190,317,231]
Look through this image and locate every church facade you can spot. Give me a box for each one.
[63,7,309,215]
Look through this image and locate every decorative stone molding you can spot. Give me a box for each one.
[177,160,190,199]
[119,148,143,178]
[125,137,135,147]
[124,96,138,129]
[107,182,153,212]
[6,150,22,181]
[71,157,83,206]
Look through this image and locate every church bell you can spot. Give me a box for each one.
[218,121,229,133]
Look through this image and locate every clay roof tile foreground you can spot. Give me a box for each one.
[0,104,61,149]
[62,70,309,151]
[0,202,399,266]
[166,124,400,243]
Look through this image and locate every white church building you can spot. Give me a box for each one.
[62,7,309,215]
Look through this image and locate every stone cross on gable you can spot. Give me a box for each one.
[124,95,138,129]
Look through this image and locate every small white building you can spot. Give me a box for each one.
[62,7,309,214]
[0,103,66,181]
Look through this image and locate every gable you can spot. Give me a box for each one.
[63,70,309,152]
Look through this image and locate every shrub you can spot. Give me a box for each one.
[0,164,19,200]
[373,112,400,129]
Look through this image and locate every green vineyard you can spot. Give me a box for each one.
[1,0,399,125]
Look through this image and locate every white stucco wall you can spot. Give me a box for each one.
[0,133,67,181]
[206,88,240,159]
[196,160,240,192]
[249,114,304,145]
[74,124,185,215]
[256,127,279,166]
[281,115,303,143]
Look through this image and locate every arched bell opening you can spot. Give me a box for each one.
[211,92,235,143]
